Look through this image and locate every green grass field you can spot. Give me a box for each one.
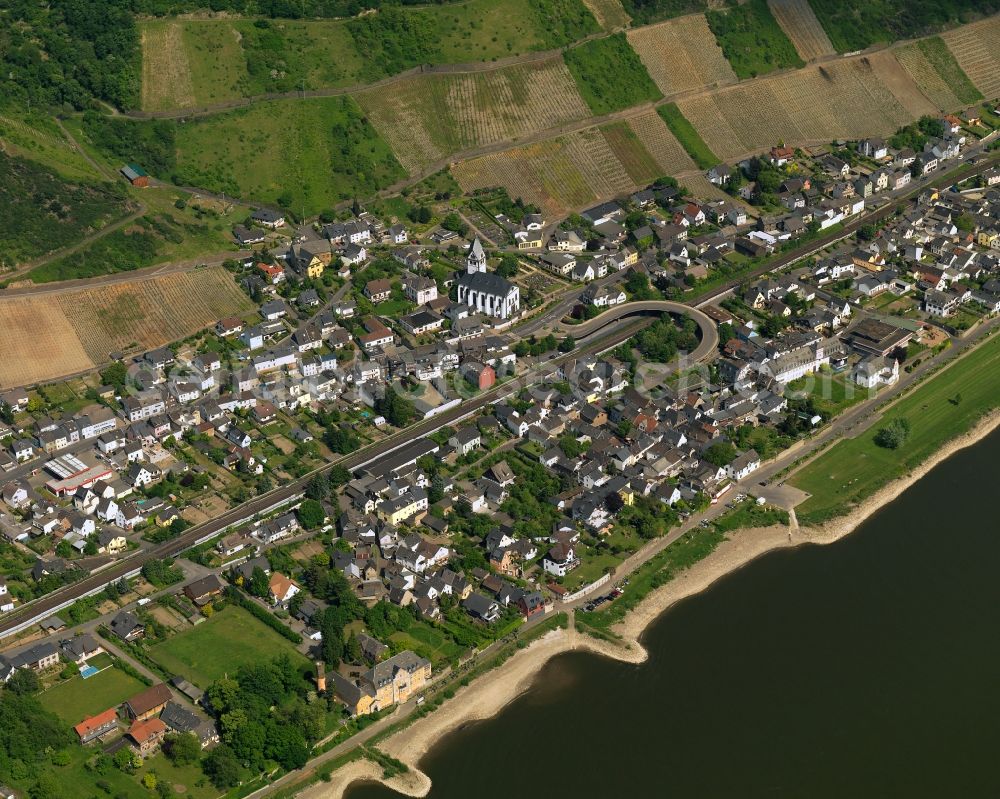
[38,665,146,725]
[916,36,983,106]
[706,0,804,79]
[563,33,662,115]
[657,102,719,169]
[389,620,465,667]
[786,370,873,418]
[148,605,311,688]
[792,332,1000,524]
[174,96,406,217]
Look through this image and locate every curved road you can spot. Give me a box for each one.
[570,300,718,362]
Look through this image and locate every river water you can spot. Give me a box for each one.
[347,426,1000,798]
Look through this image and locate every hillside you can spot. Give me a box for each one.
[0,153,132,270]
[139,0,599,112]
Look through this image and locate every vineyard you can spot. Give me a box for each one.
[626,15,736,96]
[140,21,196,112]
[582,0,631,29]
[942,17,1000,102]
[894,42,965,111]
[356,58,591,173]
[766,0,834,62]
[601,122,666,186]
[0,296,94,389]
[0,269,255,389]
[677,56,924,160]
[451,126,644,216]
[625,111,697,175]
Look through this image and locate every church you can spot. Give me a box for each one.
[456,238,520,320]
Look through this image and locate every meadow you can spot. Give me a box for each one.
[792,332,1000,525]
[148,605,312,688]
[706,0,804,79]
[38,665,146,724]
[173,96,406,216]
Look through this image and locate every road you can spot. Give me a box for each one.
[4,150,999,638]
[0,312,664,638]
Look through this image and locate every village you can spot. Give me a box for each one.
[0,107,998,798]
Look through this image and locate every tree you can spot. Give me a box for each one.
[346,632,362,664]
[247,566,270,598]
[703,441,737,467]
[113,747,139,773]
[496,254,518,278]
[203,745,241,789]
[99,361,128,388]
[874,418,911,450]
[857,223,878,241]
[375,385,416,428]
[7,668,40,695]
[297,498,326,530]
[558,335,576,353]
[164,732,201,765]
[305,473,329,501]
[329,465,351,488]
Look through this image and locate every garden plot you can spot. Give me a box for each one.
[942,17,1000,101]
[626,15,736,96]
[357,58,591,173]
[766,0,834,62]
[626,111,697,175]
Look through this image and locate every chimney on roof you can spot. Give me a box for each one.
[315,660,326,693]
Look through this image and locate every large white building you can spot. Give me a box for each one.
[456,238,519,320]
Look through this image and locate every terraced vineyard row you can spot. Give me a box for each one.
[895,43,963,111]
[766,0,834,62]
[357,58,591,172]
[451,125,657,216]
[625,111,697,176]
[678,56,925,161]
[61,269,256,362]
[626,15,737,97]
[942,17,1000,101]
[581,0,631,30]
[601,122,664,186]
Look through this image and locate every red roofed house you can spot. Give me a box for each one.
[74,708,119,744]
[257,262,285,285]
[269,572,301,607]
[128,717,167,756]
[769,146,795,166]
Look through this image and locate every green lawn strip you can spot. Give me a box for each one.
[792,330,1000,524]
[706,0,804,79]
[174,96,406,217]
[656,102,718,170]
[917,36,983,106]
[38,664,146,724]
[786,369,873,418]
[712,500,789,534]
[563,33,662,115]
[578,528,726,632]
[147,605,311,689]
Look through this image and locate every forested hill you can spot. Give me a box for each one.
[0,0,140,110]
[131,0,447,16]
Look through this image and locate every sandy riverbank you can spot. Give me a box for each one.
[306,408,1000,799]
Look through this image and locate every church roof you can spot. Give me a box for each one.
[457,271,515,296]
[470,238,485,260]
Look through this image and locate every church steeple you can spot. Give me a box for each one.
[467,237,487,274]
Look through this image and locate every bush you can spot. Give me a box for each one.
[874,418,911,449]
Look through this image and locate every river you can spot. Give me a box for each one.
[346,426,1000,798]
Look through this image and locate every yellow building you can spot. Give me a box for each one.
[978,230,997,249]
[376,490,428,525]
[330,650,432,717]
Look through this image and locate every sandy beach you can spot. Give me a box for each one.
[305,407,1000,799]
